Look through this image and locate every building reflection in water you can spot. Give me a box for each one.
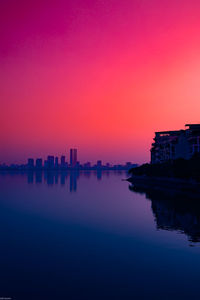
[97,170,102,180]
[35,171,42,183]
[27,171,34,184]
[129,183,200,245]
[26,170,125,193]
[70,171,79,192]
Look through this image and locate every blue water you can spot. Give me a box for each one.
[1,170,200,300]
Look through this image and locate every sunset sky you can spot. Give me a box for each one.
[1,0,200,164]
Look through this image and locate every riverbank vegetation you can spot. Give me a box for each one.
[129,154,200,182]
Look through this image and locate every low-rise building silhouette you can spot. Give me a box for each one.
[28,158,34,169]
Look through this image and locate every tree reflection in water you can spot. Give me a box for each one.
[129,183,200,245]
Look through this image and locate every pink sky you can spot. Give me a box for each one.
[1,0,200,164]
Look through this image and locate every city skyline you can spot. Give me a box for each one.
[0,148,137,170]
[1,1,200,298]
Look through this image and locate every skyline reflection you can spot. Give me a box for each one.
[2,169,199,246]
[6,170,124,192]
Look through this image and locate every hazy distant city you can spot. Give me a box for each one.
[0,148,137,171]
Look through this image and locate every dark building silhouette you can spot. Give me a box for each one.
[97,160,102,168]
[83,162,91,169]
[36,158,42,169]
[55,157,59,168]
[151,124,200,164]
[70,149,77,167]
[44,160,48,168]
[47,156,54,169]
[28,158,34,169]
[1,146,137,171]
[61,156,65,168]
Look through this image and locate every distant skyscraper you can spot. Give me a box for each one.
[47,156,54,169]
[97,160,102,168]
[70,149,77,167]
[28,158,34,169]
[55,157,59,168]
[36,158,42,169]
[44,160,48,169]
[61,156,65,168]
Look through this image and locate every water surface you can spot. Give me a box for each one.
[1,171,200,300]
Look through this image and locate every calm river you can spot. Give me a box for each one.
[1,170,200,299]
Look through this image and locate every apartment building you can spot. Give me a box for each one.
[151,124,200,164]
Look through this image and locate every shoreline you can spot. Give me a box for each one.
[127,175,200,195]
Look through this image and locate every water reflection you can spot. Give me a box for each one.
[129,183,200,245]
[28,170,80,191]
[5,170,124,193]
[1,171,200,298]
[70,171,78,192]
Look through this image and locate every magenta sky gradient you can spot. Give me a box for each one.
[1,0,200,164]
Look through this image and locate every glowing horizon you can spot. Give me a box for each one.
[1,0,200,164]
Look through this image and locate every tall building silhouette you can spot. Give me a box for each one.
[70,149,77,167]
[47,156,54,169]
[55,157,59,168]
[97,160,102,168]
[61,156,65,168]
[28,158,34,169]
[36,158,42,169]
